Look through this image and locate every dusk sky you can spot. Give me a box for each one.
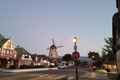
[0,0,117,56]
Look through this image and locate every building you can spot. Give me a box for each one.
[49,39,59,59]
[15,47,32,68]
[48,39,63,65]
[0,34,32,68]
[0,38,17,68]
[31,54,50,67]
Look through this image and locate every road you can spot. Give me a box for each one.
[0,66,109,80]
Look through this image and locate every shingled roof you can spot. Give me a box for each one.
[15,47,31,57]
[0,38,9,48]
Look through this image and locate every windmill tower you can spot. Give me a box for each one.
[47,39,63,59]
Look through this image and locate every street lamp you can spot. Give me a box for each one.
[73,37,77,52]
[92,55,95,60]
[72,37,80,80]
[73,37,77,43]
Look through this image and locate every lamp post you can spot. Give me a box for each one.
[72,37,80,80]
[73,37,77,51]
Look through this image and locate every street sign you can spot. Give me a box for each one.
[72,51,80,61]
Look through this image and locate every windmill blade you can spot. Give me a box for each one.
[52,39,55,45]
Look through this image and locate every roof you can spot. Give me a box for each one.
[15,47,30,57]
[50,45,57,49]
[31,54,48,60]
[0,38,9,48]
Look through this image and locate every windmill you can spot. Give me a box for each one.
[47,39,63,59]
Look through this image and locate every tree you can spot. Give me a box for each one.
[88,51,102,68]
[88,51,100,60]
[102,37,115,63]
[0,33,5,41]
[102,37,112,55]
[62,54,72,62]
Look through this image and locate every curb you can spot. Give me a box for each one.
[0,68,58,73]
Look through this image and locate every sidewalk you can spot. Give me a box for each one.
[78,71,109,80]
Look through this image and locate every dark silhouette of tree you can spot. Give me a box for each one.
[0,33,5,41]
[102,37,115,63]
[88,51,100,60]
[88,51,102,68]
[102,37,112,55]
[62,54,72,62]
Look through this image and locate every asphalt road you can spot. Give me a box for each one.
[0,66,109,80]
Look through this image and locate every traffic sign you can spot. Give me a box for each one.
[72,51,80,61]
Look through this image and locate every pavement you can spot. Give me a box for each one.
[0,66,110,80]
[77,71,108,80]
[0,72,68,80]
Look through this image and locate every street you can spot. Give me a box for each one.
[0,66,109,80]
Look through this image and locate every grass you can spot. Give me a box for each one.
[95,69,107,74]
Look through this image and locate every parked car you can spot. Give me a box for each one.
[58,61,67,69]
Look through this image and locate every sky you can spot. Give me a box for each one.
[0,0,117,56]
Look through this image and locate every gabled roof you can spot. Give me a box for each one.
[15,47,31,57]
[0,38,9,48]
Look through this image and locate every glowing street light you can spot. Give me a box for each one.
[73,37,78,52]
[92,55,95,59]
[73,37,77,43]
